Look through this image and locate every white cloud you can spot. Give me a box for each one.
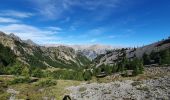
[0,10,34,18]
[0,24,61,44]
[0,17,20,23]
[46,26,62,31]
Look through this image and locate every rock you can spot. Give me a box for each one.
[67,75,170,100]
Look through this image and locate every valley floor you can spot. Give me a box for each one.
[0,67,169,100]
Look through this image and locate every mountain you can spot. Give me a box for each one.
[94,38,170,67]
[23,39,38,46]
[74,44,115,60]
[0,31,90,69]
[9,33,23,43]
[45,44,117,60]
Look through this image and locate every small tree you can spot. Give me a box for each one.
[9,61,23,75]
[21,66,30,77]
[112,64,118,73]
[131,58,144,76]
[83,70,92,81]
[105,65,113,75]
[94,67,101,76]
[142,53,150,65]
[160,49,170,65]
[116,48,127,72]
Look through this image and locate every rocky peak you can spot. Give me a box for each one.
[23,39,38,46]
[0,31,6,36]
[8,33,22,43]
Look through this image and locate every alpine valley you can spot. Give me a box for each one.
[0,31,170,100]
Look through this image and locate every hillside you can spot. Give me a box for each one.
[93,38,170,67]
[0,31,90,69]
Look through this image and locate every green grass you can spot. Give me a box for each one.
[0,75,82,100]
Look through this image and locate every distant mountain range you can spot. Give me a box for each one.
[45,44,120,60]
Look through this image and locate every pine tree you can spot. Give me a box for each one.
[104,65,113,75]
[112,64,118,73]
[117,48,127,72]
[142,53,150,65]
[131,58,144,76]
[83,70,92,81]
[160,49,170,65]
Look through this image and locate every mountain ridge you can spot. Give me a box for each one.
[45,44,120,60]
[0,31,90,69]
[93,37,170,67]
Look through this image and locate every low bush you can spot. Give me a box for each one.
[9,77,31,84]
[131,81,142,86]
[31,68,45,78]
[83,70,92,81]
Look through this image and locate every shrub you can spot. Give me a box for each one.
[112,65,118,73]
[142,53,151,65]
[83,70,92,81]
[21,66,30,77]
[31,68,45,78]
[131,81,142,86]
[9,77,31,84]
[93,67,101,76]
[8,61,23,75]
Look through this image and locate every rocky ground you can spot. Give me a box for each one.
[67,67,170,100]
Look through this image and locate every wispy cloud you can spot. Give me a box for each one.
[0,17,20,23]
[32,0,65,19]
[0,10,34,18]
[46,26,62,31]
[31,0,122,20]
[0,24,61,44]
[63,0,120,10]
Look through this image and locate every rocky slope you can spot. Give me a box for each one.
[74,44,115,60]
[0,31,90,69]
[67,67,170,100]
[45,44,116,60]
[94,38,170,67]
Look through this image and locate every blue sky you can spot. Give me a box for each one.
[0,0,170,47]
